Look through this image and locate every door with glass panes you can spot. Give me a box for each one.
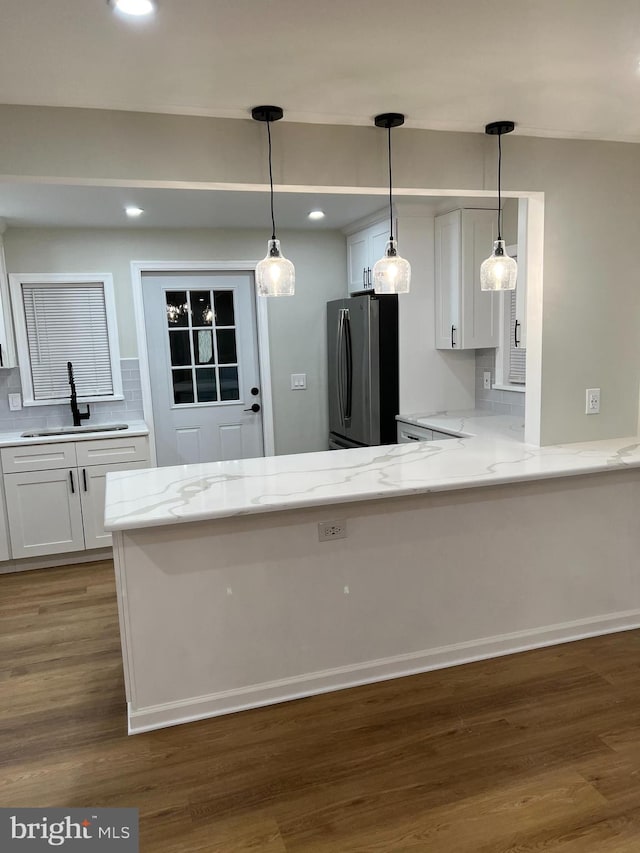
[142,271,264,467]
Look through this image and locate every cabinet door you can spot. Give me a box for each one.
[80,461,149,550]
[346,232,369,293]
[459,209,500,349]
[4,469,85,558]
[369,220,391,270]
[434,210,462,349]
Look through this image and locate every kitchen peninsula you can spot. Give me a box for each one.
[106,424,640,733]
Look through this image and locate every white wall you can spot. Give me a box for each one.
[397,215,475,414]
[3,227,347,456]
[2,105,640,444]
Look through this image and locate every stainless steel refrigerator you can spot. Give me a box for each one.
[327,292,399,449]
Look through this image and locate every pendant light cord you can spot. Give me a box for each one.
[497,132,502,241]
[267,120,277,241]
[388,126,394,241]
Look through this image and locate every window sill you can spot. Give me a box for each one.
[492,384,526,394]
[23,395,125,407]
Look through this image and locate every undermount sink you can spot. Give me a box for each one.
[21,423,129,438]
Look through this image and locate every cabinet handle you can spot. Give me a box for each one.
[69,470,75,494]
[0,344,3,367]
[514,319,521,348]
[451,325,457,348]
[82,468,88,492]
[363,267,367,287]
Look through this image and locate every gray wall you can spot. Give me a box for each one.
[3,227,347,455]
[1,105,640,444]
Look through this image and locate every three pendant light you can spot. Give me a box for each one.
[252,106,515,297]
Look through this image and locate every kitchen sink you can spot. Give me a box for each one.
[21,423,129,438]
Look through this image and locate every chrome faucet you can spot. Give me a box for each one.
[67,361,90,427]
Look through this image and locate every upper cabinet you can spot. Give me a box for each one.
[346,220,391,293]
[0,236,17,369]
[435,209,500,350]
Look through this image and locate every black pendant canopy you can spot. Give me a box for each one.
[374,112,405,129]
[485,120,515,136]
[251,105,284,124]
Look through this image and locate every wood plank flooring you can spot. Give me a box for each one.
[2,561,640,851]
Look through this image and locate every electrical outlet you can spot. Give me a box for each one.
[318,519,347,541]
[8,393,21,411]
[586,388,600,415]
[483,371,491,390]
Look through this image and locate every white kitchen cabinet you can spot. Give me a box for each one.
[396,421,458,443]
[81,461,148,549]
[4,468,85,558]
[397,422,433,443]
[346,219,392,293]
[435,209,500,349]
[1,434,150,560]
[0,236,17,369]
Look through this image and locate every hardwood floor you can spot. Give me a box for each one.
[2,561,640,851]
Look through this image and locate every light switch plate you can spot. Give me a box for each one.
[291,373,307,390]
[8,393,21,411]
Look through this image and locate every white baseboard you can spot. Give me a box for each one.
[128,608,640,734]
[0,548,112,574]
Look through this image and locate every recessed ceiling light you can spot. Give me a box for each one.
[308,210,325,220]
[125,206,144,217]
[109,0,157,17]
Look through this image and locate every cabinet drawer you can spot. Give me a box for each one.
[397,423,433,443]
[75,435,149,467]
[1,442,78,474]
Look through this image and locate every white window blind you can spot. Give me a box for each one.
[508,290,526,385]
[22,283,114,401]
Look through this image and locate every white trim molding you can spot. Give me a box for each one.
[129,260,275,465]
[8,272,123,406]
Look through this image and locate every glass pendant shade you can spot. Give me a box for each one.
[255,239,295,297]
[480,240,517,291]
[373,240,411,294]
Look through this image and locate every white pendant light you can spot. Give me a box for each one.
[480,120,517,291]
[372,113,411,295]
[252,106,295,297]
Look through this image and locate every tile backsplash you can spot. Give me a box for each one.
[0,358,144,433]
[475,349,525,417]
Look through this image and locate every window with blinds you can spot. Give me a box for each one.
[10,274,122,405]
[508,290,526,385]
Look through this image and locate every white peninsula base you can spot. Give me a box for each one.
[112,469,640,734]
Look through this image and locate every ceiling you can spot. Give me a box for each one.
[0,0,639,143]
[0,183,492,230]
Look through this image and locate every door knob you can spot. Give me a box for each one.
[244,403,261,413]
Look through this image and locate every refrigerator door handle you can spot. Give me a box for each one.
[336,308,345,426]
[344,308,353,423]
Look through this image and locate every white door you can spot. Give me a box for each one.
[4,468,85,558]
[80,461,149,549]
[143,271,265,467]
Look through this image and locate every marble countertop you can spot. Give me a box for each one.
[0,420,149,448]
[396,409,525,441]
[104,411,640,532]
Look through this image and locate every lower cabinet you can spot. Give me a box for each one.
[4,468,85,558]
[81,461,148,549]
[1,435,150,560]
